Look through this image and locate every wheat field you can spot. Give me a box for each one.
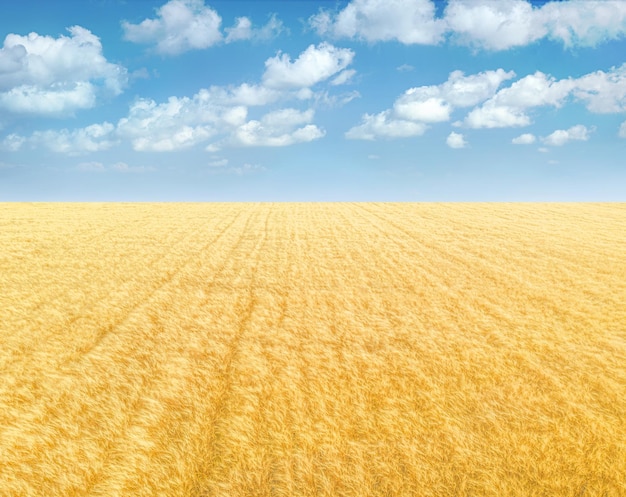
[0,202,625,496]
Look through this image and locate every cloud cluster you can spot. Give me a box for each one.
[348,62,626,142]
[464,64,626,129]
[310,0,626,50]
[0,26,127,116]
[6,41,353,154]
[114,42,350,152]
[347,69,513,139]
[310,0,446,45]
[29,122,118,155]
[122,0,282,54]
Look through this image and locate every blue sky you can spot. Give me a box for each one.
[1,0,625,201]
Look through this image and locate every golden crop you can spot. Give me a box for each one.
[0,202,624,496]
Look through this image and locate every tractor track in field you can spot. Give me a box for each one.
[77,206,272,496]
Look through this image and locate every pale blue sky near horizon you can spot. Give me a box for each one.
[1,0,625,201]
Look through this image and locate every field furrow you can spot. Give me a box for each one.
[0,203,624,497]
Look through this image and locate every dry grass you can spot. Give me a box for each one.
[0,202,625,496]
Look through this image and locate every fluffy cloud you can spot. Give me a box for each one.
[1,133,26,151]
[0,26,127,115]
[540,0,626,47]
[347,69,512,140]
[12,38,356,155]
[512,133,536,144]
[122,0,222,54]
[122,0,282,53]
[345,110,428,140]
[225,14,283,43]
[462,65,626,128]
[464,103,530,128]
[444,0,547,50]
[572,63,626,113]
[395,69,514,122]
[446,131,467,148]
[231,108,325,147]
[0,82,96,115]
[116,94,222,152]
[309,0,446,44]
[310,0,626,50]
[447,0,626,50]
[463,71,575,128]
[541,124,592,146]
[262,43,355,89]
[0,123,117,155]
[30,122,118,154]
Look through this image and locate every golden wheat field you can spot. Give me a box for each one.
[1,202,625,496]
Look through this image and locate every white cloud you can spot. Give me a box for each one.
[1,133,26,151]
[541,124,592,146]
[30,122,117,154]
[397,64,414,72]
[394,69,514,123]
[225,14,283,43]
[444,0,547,51]
[345,110,428,140]
[619,121,626,138]
[572,63,626,113]
[490,71,575,108]
[512,133,536,144]
[368,154,379,159]
[395,92,451,122]
[538,147,549,153]
[262,42,355,89]
[445,0,626,51]
[540,0,626,47]
[346,68,513,139]
[226,83,280,106]
[122,0,222,55]
[446,131,467,148]
[330,69,356,86]
[441,69,517,107]
[225,17,252,42]
[311,0,626,50]
[231,108,325,147]
[464,103,530,128]
[309,0,446,44]
[0,26,127,115]
[0,82,96,115]
[463,71,574,128]
[115,87,258,151]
